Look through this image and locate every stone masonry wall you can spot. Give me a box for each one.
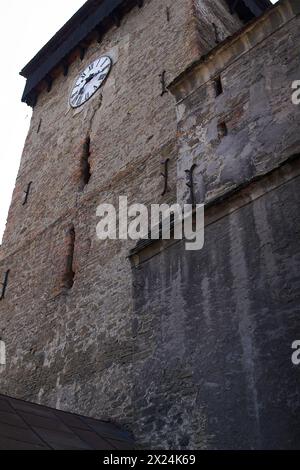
[171,0,300,206]
[129,0,300,449]
[0,0,294,450]
[0,0,196,422]
[0,0,244,436]
[131,162,300,449]
[194,0,244,51]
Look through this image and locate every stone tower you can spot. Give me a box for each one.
[1,0,300,449]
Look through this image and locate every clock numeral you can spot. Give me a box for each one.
[100,59,109,69]
[97,57,110,68]
[76,95,83,106]
[71,57,112,108]
[100,64,110,75]
[98,73,107,82]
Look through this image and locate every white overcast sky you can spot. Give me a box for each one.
[0,0,278,243]
[0,1,85,243]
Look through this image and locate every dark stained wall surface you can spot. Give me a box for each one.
[130,0,300,449]
[132,170,300,449]
[0,0,299,451]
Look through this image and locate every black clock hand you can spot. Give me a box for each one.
[85,68,108,85]
[78,74,96,93]
[83,64,109,84]
[85,73,98,84]
[73,67,109,100]
[75,75,94,101]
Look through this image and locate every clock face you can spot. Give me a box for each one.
[70,55,112,108]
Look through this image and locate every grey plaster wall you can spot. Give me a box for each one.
[172,2,300,206]
[132,171,300,449]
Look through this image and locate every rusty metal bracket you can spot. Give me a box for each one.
[23,182,33,206]
[37,119,42,134]
[0,270,10,301]
[161,159,170,196]
[160,71,168,96]
[166,7,170,22]
[185,164,197,207]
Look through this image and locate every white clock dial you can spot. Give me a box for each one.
[70,55,112,108]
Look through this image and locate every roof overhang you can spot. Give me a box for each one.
[20,0,140,106]
[225,0,273,21]
[20,0,272,107]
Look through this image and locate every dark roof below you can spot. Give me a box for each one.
[0,394,135,450]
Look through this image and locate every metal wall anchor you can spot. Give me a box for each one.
[185,164,197,207]
[161,159,170,196]
[160,71,168,96]
[23,182,33,206]
[0,270,10,301]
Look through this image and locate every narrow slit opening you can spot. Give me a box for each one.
[80,136,91,188]
[62,226,75,290]
[214,76,223,97]
[218,121,228,139]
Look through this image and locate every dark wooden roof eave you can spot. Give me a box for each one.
[225,0,273,21]
[20,0,101,78]
[19,0,271,107]
[20,0,134,106]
